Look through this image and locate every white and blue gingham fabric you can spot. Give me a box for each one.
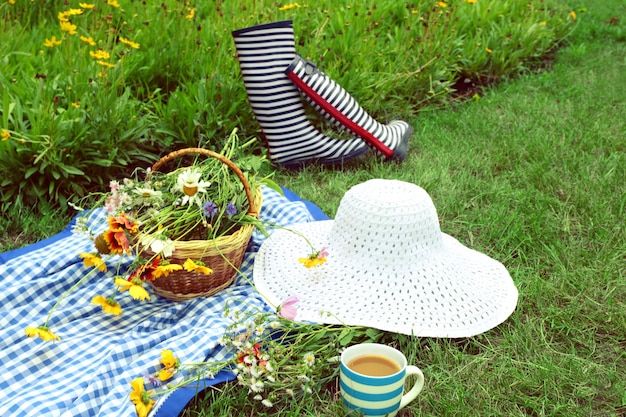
[0,186,326,417]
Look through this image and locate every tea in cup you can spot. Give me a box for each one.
[340,343,424,417]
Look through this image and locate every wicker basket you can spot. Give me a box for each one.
[146,148,262,302]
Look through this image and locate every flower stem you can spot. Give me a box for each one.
[43,258,108,327]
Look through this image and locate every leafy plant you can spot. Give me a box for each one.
[0,0,576,216]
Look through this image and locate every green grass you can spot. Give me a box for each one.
[2,0,626,416]
[0,0,574,214]
[181,2,625,416]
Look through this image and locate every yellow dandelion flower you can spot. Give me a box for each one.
[60,21,78,35]
[8,0,16,5]
[80,3,95,9]
[25,325,61,342]
[154,263,183,279]
[44,36,63,48]
[92,295,123,315]
[278,3,302,11]
[183,259,213,275]
[115,277,151,301]
[119,36,140,49]
[437,2,447,8]
[1,129,10,141]
[570,10,576,20]
[130,378,155,417]
[97,60,116,68]
[80,36,96,46]
[185,8,195,19]
[79,252,107,272]
[108,0,121,8]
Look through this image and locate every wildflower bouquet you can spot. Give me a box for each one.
[25,129,275,342]
[130,297,382,417]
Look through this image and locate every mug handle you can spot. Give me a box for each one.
[399,365,425,410]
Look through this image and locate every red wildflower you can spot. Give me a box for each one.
[129,257,162,282]
[103,213,138,254]
[108,213,138,234]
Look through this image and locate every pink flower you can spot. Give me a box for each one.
[278,295,299,320]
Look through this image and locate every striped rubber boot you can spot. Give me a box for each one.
[285,55,411,160]
[232,20,369,167]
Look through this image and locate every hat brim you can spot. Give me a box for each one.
[253,220,518,337]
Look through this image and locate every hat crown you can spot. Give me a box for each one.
[329,179,443,269]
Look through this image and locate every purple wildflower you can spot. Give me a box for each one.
[143,372,162,387]
[226,203,238,216]
[203,201,218,218]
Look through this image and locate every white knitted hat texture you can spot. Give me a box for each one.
[253,179,519,337]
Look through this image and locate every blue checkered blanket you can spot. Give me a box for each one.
[0,186,327,417]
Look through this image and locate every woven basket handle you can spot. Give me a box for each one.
[151,148,258,217]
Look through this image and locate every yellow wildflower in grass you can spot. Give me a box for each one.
[58,11,70,22]
[79,252,107,272]
[25,325,61,342]
[182,258,213,275]
[129,378,154,417]
[72,102,80,108]
[8,0,16,5]
[90,50,111,60]
[185,8,195,19]
[80,3,95,9]
[153,263,183,279]
[60,21,78,35]
[540,21,547,26]
[97,60,116,68]
[570,10,577,20]
[108,0,121,8]
[44,36,63,48]
[67,8,84,16]
[80,36,96,46]
[119,36,140,49]
[278,3,302,11]
[92,295,123,315]
[466,0,477,3]
[115,277,151,301]
[437,2,447,8]
[486,47,492,53]
[1,129,10,141]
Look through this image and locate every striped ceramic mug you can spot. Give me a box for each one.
[340,343,424,417]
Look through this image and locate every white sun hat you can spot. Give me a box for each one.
[253,179,519,338]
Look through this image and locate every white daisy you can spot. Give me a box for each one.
[175,168,211,206]
[132,186,163,205]
[303,352,315,367]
